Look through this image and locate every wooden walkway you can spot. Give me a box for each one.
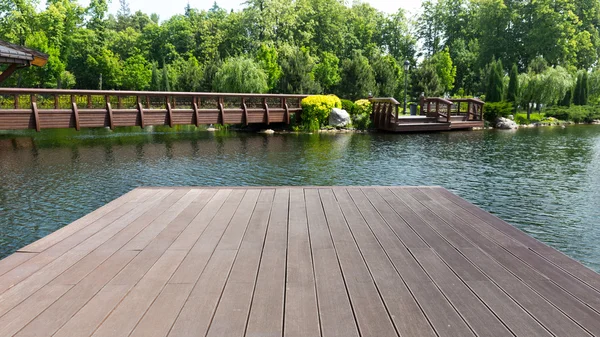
[1,187,600,337]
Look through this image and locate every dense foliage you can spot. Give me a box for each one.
[351,99,373,129]
[2,0,600,116]
[300,95,342,131]
[483,101,513,123]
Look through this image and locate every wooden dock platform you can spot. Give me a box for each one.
[1,186,599,337]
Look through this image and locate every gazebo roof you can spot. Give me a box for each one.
[0,39,48,67]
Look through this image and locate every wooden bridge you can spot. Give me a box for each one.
[0,88,306,131]
[371,97,485,132]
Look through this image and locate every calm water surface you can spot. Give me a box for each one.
[1,126,600,271]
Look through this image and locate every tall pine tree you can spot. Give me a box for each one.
[485,60,503,102]
[582,72,589,105]
[507,64,519,111]
[574,74,581,105]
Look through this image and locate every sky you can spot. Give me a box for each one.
[71,0,423,21]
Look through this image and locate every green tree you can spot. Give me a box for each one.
[507,64,519,110]
[121,54,151,90]
[277,44,320,94]
[485,60,503,102]
[411,61,443,98]
[174,55,203,92]
[150,62,161,91]
[255,43,282,91]
[430,47,457,93]
[213,56,269,93]
[371,55,400,97]
[162,65,171,91]
[313,52,341,93]
[581,72,589,105]
[337,50,376,100]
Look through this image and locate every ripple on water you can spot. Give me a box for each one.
[1,127,600,271]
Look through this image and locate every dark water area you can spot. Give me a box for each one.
[1,125,600,271]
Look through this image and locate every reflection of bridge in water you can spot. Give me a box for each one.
[0,88,306,131]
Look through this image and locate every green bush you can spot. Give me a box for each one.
[545,105,600,123]
[351,99,373,129]
[514,113,543,125]
[300,95,342,131]
[340,99,356,115]
[483,101,513,123]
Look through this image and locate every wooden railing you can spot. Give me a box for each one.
[421,97,484,122]
[0,88,307,131]
[449,98,484,121]
[422,97,453,122]
[370,97,401,130]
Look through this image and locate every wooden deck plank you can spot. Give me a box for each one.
[0,253,36,278]
[318,189,398,337]
[398,188,600,335]
[17,188,148,254]
[167,249,237,337]
[414,187,600,307]
[365,188,486,282]
[410,248,535,337]
[91,250,188,337]
[284,188,321,337]
[1,186,600,337]
[304,189,360,337]
[421,188,600,302]
[0,191,169,318]
[345,188,476,337]
[129,283,195,337]
[379,188,589,336]
[331,188,436,337]
[205,189,272,337]
[430,187,600,292]
[50,189,190,286]
[51,190,217,337]
[13,250,138,337]
[167,189,245,284]
[245,189,289,337]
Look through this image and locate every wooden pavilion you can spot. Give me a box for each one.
[0,39,48,83]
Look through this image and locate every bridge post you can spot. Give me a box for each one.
[192,97,200,127]
[241,97,249,126]
[105,95,114,130]
[71,95,80,131]
[30,94,40,132]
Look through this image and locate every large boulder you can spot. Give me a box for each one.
[496,117,518,129]
[329,108,350,127]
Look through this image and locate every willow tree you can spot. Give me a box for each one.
[520,66,573,119]
[213,56,269,93]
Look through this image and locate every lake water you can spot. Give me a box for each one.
[1,125,600,271]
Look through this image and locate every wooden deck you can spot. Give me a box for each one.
[371,97,485,132]
[1,186,600,337]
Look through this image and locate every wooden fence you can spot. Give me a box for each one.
[0,88,308,131]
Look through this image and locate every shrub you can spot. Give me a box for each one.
[352,99,373,129]
[340,99,355,115]
[514,113,542,125]
[545,105,600,123]
[300,95,342,131]
[483,101,513,123]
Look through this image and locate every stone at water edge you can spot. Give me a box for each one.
[329,108,351,127]
[495,117,518,129]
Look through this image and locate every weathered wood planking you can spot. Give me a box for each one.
[0,186,599,337]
